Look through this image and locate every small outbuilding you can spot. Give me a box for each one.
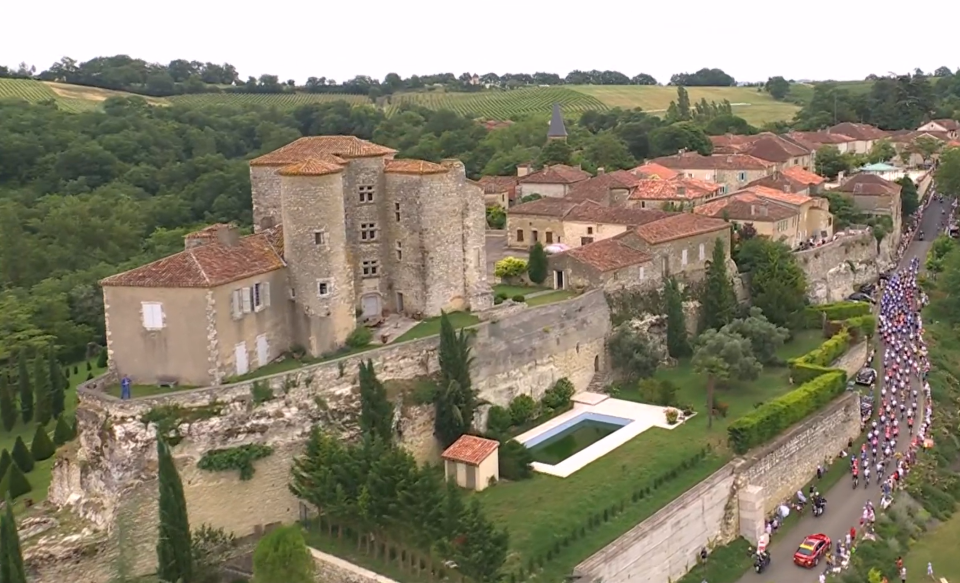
[441,435,500,492]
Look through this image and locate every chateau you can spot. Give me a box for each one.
[100,136,491,386]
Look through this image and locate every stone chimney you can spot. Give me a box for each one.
[185,223,240,250]
[597,167,605,174]
[517,163,531,178]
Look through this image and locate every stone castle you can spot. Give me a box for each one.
[100,136,491,386]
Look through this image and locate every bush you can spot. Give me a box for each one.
[494,296,504,305]
[345,325,372,348]
[511,294,526,303]
[665,408,679,425]
[498,439,534,481]
[252,524,315,583]
[788,329,851,382]
[636,379,679,407]
[845,314,877,340]
[85,361,92,372]
[727,371,846,454]
[53,415,74,446]
[508,394,537,426]
[0,462,31,499]
[713,401,729,417]
[494,257,528,279]
[486,406,513,437]
[96,349,108,368]
[12,436,33,473]
[803,301,871,328]
[72,365,78,375]
[31,425,56,461]
[541,378,575,410]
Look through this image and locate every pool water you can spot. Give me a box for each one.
[527,420,622,465]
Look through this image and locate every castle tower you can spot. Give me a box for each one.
[548,102,568,141]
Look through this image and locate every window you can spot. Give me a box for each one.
[253,282,271,311]
[396,241,402,261]
[681,249,688,266]
[640,201,647,208]
[587,227,594,235]
[358,185,375,203]
[580,237,594,246]
[360,222,378,241]
[545,231,554,244]
[141,302,164,330]
[313,230,326,245]
[738,171,747,182]
[532,230,539,242]
[699,243,705,261]
[317,280,331,297]
[720,185,728,194]
[394,202,401,222]
[639,266,645,280]
[362,260,380,277]
[516,229,524,242]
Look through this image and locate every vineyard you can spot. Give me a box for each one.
[387,87,609,118]
[168,92,371,108]
[0,79,165,112]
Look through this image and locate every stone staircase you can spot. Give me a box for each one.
[584,371,611,394]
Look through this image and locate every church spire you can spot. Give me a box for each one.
[548,102,567,141]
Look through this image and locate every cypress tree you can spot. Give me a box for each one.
[357,360,394,443]
[30,425,56,461]
[526,241,548,285]
[17,350,32,424]
[0,450,10,481]
[53,416,74,446]
[33,354,52,426]
[0,371,16,432]
[49,345,66,419]
[97,349,108,369]
[433,312,478,447]
[11,437,32,474]
[2,463,31,499]
[0,495,27,583]
[699,237,738,332]
[156,438,193,583]
[664,277,691,358]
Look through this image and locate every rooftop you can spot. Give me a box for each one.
[561,237,652,272]
[924,118,960,131]
[711,133,812,163]
[633,213,730,245]
[278,157,345,177]
[630,163,679,180]
[250,136,397,166]
[650,152,774,171]
[384,159,448,175]
[746,171,810,194]
[564,201,671,225]
[834,172,903,197]
[548,103,568,138]
[566,170,642,202]
[737,185,812,207]
[630,176,722,201]
[828,123,889,141]
[694,193,799,222]
[785,131,856,148]
[442,435,500,466]
[861,162,897,172]
[519,164,592,185]
[508,197,581,217]
[781,166,826,186]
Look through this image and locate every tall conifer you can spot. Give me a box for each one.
[49,345,66,419]
[699,237,738,332]
[33,355,52,426]
[0,371,16,432]
[0,495,27,583]
[156,438,193,583]
[16,351,32,424]
[357,360,394,443]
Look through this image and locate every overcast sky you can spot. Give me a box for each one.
[4,0,955,85]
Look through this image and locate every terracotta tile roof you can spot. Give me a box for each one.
[709,134,756,154]
[745,134,812,163]
[630,177,722,201]
[478,176,519,200]
[250,136,396,166]
[781,166,826,186]
[694,193,799,222]
[564,201,671,225]
[738,185,812,207]
[509,197,580,218]
[834,173,902,197]
[631,163,679,180]
[634,213,730,245]
[891,130,951,144]
[785,131,856,148]
[828,123,889,141]
[949,140,960,148]
[100,226,285,288]
[441,434,499,465]
[278,157,345,177]
[925,119,960,131]
[650,152,774,171]
[384,159,448,175]
[519,164,592,185]
[482,119,515,131]
[745,172,809,193]
[561,237,653,272]
[566,170,642,202]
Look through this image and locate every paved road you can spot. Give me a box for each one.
[733,196,946,583]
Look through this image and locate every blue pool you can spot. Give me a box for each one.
[524,412,632,465]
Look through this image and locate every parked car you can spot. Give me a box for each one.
[858,283,877,295]
[847,292,875,304]
[855,367,878,387]
[793,534,831,568]
[878,271,892,281]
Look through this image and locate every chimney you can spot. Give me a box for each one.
[517,163,531,178]
[726,156,733,163]
[597,167,605,174]
[184,223,240,250]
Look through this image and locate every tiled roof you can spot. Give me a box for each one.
[744,134,812,162]
[564,201,671,225]
[566,170,642,202]
[709,134,756,154]
[634,213,730,245]
[630,177,722,201]
[482,119,514,131]
[694,193,798,222]
[508,197,580,217]
[745,172,809,193]
[101,227,285,288]
[828,123,889,141]
[781,166,826,186]
[477,176,520,197]
[925,119,960,131]
[384,159,448,175]
[891,130,951,144]
[631,163,679,180]
[519,164,592,185]
[441,434,499,465]
[949,140,960,148]
[278,157,345,177]
[562,237,652,272]
[650,152,774,171]
[834,173,902,197]
[739,185,812,207]
[250,136,396,166]
[785,131,856,149]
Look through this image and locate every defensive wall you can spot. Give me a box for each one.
[797,229,895,304]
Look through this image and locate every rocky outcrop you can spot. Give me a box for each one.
[798,230,896,304]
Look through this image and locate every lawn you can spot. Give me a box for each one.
[392,311,480,343]
[567,85,800,125]
[493,284,545,298]
[525,290,577,306]
[476,329,824,580]
[102,383,197,399]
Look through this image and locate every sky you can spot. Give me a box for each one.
[3,0,956,85]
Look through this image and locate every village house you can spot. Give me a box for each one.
[102,136,491,386]
[648,152,775,193]
[562,202,670,248]
[506,197,580,249]
[826,123,890,155]
[733,185,834,242]
[831,172,903,234]
[505,197,668,249]
[566,169,645,205]
[477,176,519,207]
[917,118,960,139]
[710,132,815,171]
[786,131,858,156]
[888,130,952,166]
[746,166,827,196]
[626,176,725,210]
[693,192,804,248]
[631,162,679,180]
[516,163,592,198]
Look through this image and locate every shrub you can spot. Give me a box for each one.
[665,408,679,425]
[495,292,508,302]
[0,450,10,481]
[72,365,78,375]
[86,372,93,380]
[252,524,315,583]
[345,326,372,348]
[0,462,31,499]
[541,378,575,410]
[803,301,871,328]
[485,405,513,437]
[53,415,74,446]
[636,379,679,407]
[845,314,877,339]
[508,394,537,426]
[498,439,534,481]
[31,425,56,461]
[12,436,33,473]
[96,349,108,368]
[511,294,526,303]
[527,242,548,284]
[727,371,846,454]
[713,401,729,417]
[494,257,528,279]
[493,296,504,305]
[788,329,851,382]
[85,361,92,372]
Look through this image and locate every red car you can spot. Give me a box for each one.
[793,533,831,568]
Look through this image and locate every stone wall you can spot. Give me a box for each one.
[312,548,400,583]
[798,230,895,304]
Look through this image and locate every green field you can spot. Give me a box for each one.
[0,78,165,112]
[167,92,370,107]
[388,87,609,118]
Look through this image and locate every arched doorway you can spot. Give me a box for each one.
[594,355,600,372]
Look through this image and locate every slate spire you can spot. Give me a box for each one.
[548,103,567,140]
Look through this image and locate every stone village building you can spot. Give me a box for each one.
[100,136,492,386]
[647,152,776,194]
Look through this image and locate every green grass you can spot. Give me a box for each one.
[224,343,380,384]
[168,92,370,108]
[0,78,165,112]
[303,526,424,583]
[392,312,480,343]
[525,290,578,306]
[493,284,545,298]
[476,330,824,580]
[388,87,609,118]
[103,383,197,399]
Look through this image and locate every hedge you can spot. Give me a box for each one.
[843,314,877,340]
[788,328,851,382]
[727,371,847,454]
[803,301,871,328]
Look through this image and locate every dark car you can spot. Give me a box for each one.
[847,292,875,304]
[878,271,892,281]
[855,367,877,386]
[919,230,924,241]
[858,283,877,295]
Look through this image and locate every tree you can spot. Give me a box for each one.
[896,176,920,217]
[434,312,477,447]
[692,329,761,428]
[0,372,15,432]
[527,241,548,284]
[49,344,66,419]
[251,524,315,583]
[357,360,394,443]
[11,437,32,473]
[649,122,713,157]
[1,462,31,499]
[914,135,943,164]
[814,145,851,180]
[867,138,896,164]
[0,450,10,481]
[97,348,108,368]
[53,415,74,445]
[0,495,27,583]
[720,307,790,365]
[156,438,193,583]
[30,424,56,461]
[936,146,960,197]
[606,326,660,382]
[16,351,32,424]
[580,131,636,171]
[536,139,572,167]
[699,238,737,331]
[448,499,509,583]
[664,277,690,358]
[33,353,52,426]
[676,86,691,121]
[735,238,808,329]
[765,76,791,100]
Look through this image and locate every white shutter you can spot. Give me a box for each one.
[263,282,271,307]
[142,302,163,329]
[232,289,243,319]
[141,303,149,329]
[241,287,252,313]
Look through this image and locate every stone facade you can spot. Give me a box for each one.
[797,230,896,303]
